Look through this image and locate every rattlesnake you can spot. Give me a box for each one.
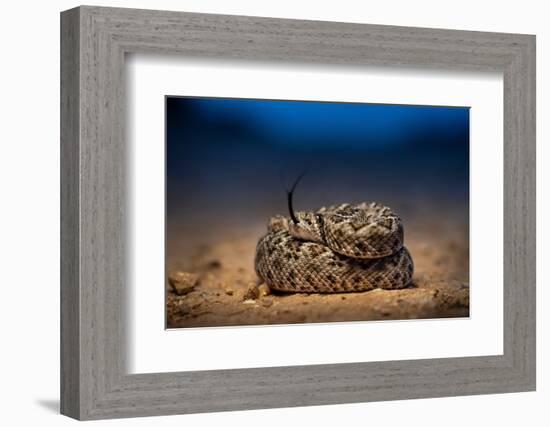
[254,200,414,293]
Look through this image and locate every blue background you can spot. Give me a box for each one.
[166,96,469,226]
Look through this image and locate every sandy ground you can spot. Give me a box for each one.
[166,212,469,328]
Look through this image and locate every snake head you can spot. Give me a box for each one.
[288,212,324,244]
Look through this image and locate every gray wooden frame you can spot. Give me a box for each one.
[60,5,536,420]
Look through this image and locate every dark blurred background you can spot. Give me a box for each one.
[166,96,469,239]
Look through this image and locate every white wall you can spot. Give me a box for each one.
[0,0,546,425]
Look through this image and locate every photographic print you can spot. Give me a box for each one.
[166,96,470,328]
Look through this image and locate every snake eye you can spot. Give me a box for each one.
[315,214,324,227]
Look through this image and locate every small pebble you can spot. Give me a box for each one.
[243,282,259,300]
[224,288,234,296]
[168,272,198,296]
[258,283,271,297]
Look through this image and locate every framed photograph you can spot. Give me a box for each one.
[61,6,535,420]
[164,96,470,329]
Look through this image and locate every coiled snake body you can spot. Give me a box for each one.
[255,202,414,293]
